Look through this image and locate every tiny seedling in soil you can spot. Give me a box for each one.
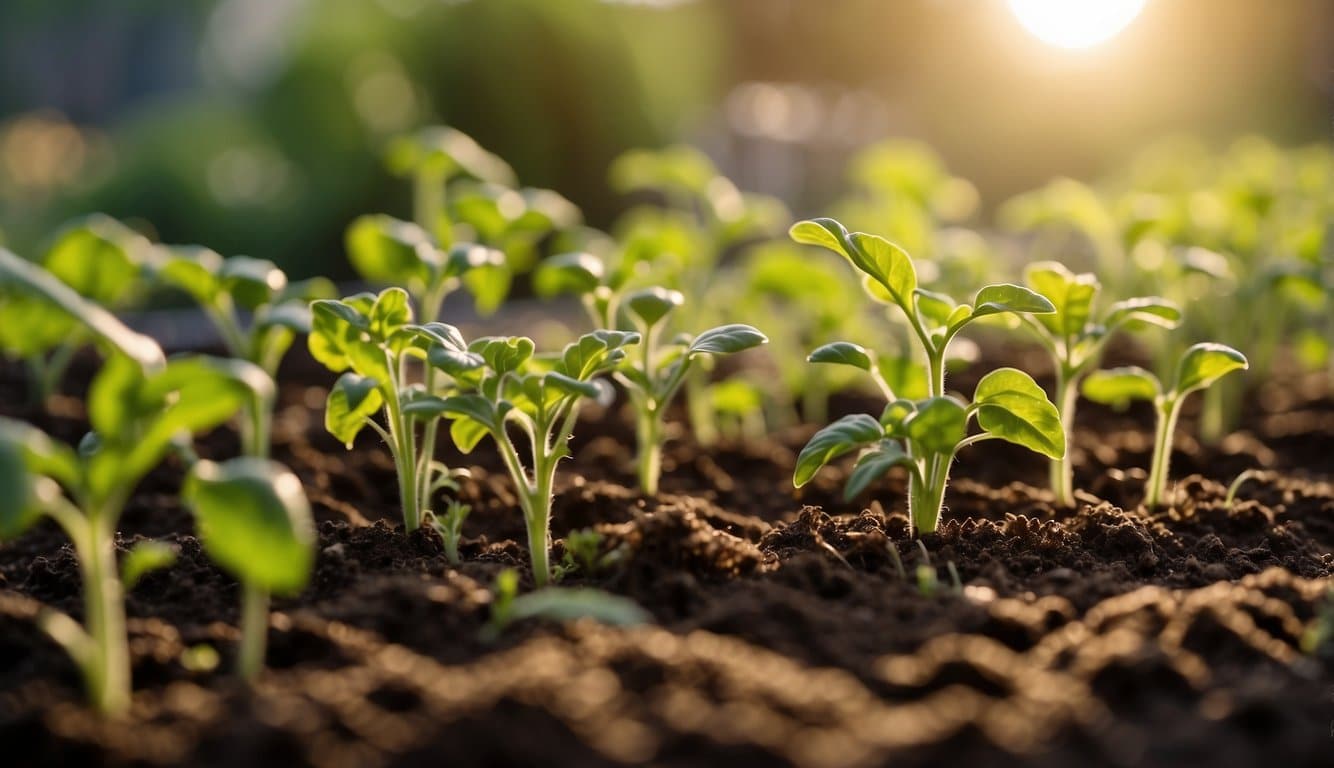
[614,287,766,494]
[309,287,480,532]
[404,328,639,586]
[0,254,270,714]
[485,569,651,640]
[1082,342,1248,509]
[789,217,1064,533]
[1019,260,1180,505]
[155,247,334,457]
[183,458,315,681]
[427,499,471,566]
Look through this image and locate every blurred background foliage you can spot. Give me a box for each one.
[0,0,1329,279]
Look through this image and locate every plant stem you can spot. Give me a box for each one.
[926,352,946,398]
[78,514,130,715]
[238,399,270,459]
[635,411,664,496]
[417,368,441,512]
[909,456,950,535]
[383,378,420,532]
[414,169,448,244]
[1145,397,1182,509]
[237,582,269,683]
[524,456,557,588]
[1049,367,1078,507]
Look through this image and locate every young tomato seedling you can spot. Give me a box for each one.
[0,249,270,714]
[155,248,334,456]
[308,287,476,533]
[406,328,639,586]
[183,458,314,682]
[613,287,766,495]
[1082,342,1248,509]
[1019,261,1181,505]
[793,369,1065,534]
[788,217,1064,533]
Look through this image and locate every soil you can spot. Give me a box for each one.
[1,343,1331,768]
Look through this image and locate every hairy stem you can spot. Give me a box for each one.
[909,455,950,535]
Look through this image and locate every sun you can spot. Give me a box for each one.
[1006,0,1147,50]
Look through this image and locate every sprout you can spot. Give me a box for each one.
[1082,342,1248,508]
[308,288,477,533]
[1019,260,1180,505]
[183,458,315,681]
[0,257,268,714]
[405,329,639,586]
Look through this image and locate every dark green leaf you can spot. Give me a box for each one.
[808,341,873,371]
[687,324,767,356]
[844,440,916,500]
[184,459,315,595]
[326,373,384,447]
[793,414,884,487]
[621,287,683,330]
[904,397,967,456]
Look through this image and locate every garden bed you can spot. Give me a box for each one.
[2,346,1330,767]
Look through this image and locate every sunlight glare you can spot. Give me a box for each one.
[1007,0,1147,50]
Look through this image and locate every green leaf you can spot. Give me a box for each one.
[369,287,412,337]
[121,540,177,590]
[0,417,80,488]
[184,459,315,595]
[844,440,916,500]
[793,414,885,487]
[1081,366,1161,407]
[0,439,41,539]
[808,341,873,371]
[500,587,652,629]
[1103,297,1181,331]
[472,336,535,376]
[848,232,916,306]
[44,214,148,306]
[687,324,768,356]
[789,218,848,253]
[450,415,491,454]
[0,248,164,370]
[914,289,959,328]
[534,252,604,297]
[1023,261,1098,337]
[972,368,1065,460]
[326,373,384,448]
[543,370,604,401]
[622,287,684,330]
[346,215,434,287]
[443,243,505,279]
[904,397,967,456]
[1174,343,1248,395]
[219,256,285,311]
[969,284,1056,322]
[385,126,516,185]
[559,330,640,380]
[156,246,224,304]
[463,264,512,316]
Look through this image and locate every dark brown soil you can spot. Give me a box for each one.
[1,346,1331,767]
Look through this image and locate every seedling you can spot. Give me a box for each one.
[789,217,1055,399]
[614,287,766,494]
[427,500,471,566]
[155,248,334,456]
[608,145,787,445]
[793,368,1064,534]
[486,569,650,640]
[1019,260,1181,505]
[405,328,639,586]
[308,287,475,533]
[385,125,517,246]
[0,215,153,405]
[1082,342,1248,508]
[0,253,270,714]
[183,458,314,681]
